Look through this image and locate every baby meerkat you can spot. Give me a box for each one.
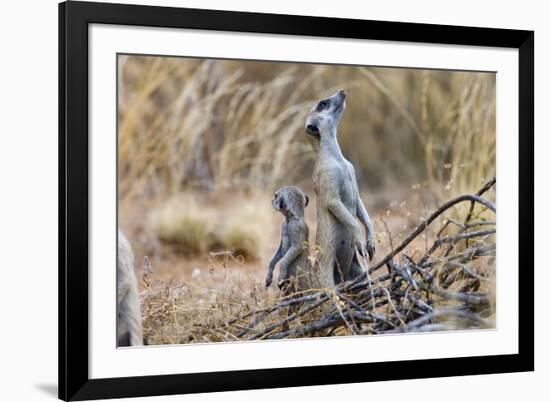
[265,186,312,293]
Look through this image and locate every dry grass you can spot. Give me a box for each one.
[149,194,216,255]
[357,67,496,199]
[118,57,317,202]
[140,250,280,344]
[118,56,495,203]
[148,192,272,260]
[219,201,271,260]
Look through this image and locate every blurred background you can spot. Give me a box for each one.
[117,55,496,343]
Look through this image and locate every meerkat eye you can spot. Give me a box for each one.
[318,100,329,111]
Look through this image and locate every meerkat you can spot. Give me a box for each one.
[305,89,376,287]
[117,231,143,347]
[265,186,315,293]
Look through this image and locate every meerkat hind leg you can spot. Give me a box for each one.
[346,253,365,281]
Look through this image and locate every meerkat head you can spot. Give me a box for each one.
[305,89,347,140]
[272,186,309,218]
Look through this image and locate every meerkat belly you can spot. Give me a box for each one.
[315,205,354,283]
[293,252,312,288]
[340,163,357,210]
[334,164,357,277]
[331,217,355,282]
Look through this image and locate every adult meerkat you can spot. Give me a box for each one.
[117,231,143,347]
[305,89,376,286]
[265,186,316,293]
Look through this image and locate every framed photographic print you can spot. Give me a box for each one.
[59,1,534,400]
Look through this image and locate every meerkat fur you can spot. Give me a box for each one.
[117,231,143,347]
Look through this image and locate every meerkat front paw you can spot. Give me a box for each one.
[366,236,376,261]
[278,271,291,290]
[265,273,273,288]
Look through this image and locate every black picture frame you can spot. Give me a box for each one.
[59,1,534,400]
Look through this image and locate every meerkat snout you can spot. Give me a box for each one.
[333,89,346,113]
[272,192,284,211]
[305,123,320,136]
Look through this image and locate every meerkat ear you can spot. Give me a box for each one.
[304,195,309,207]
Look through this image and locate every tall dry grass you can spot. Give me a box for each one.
[118,56,319,204]
[356,67,496,199]
[118,55,495,206]
[149,192,272,259]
